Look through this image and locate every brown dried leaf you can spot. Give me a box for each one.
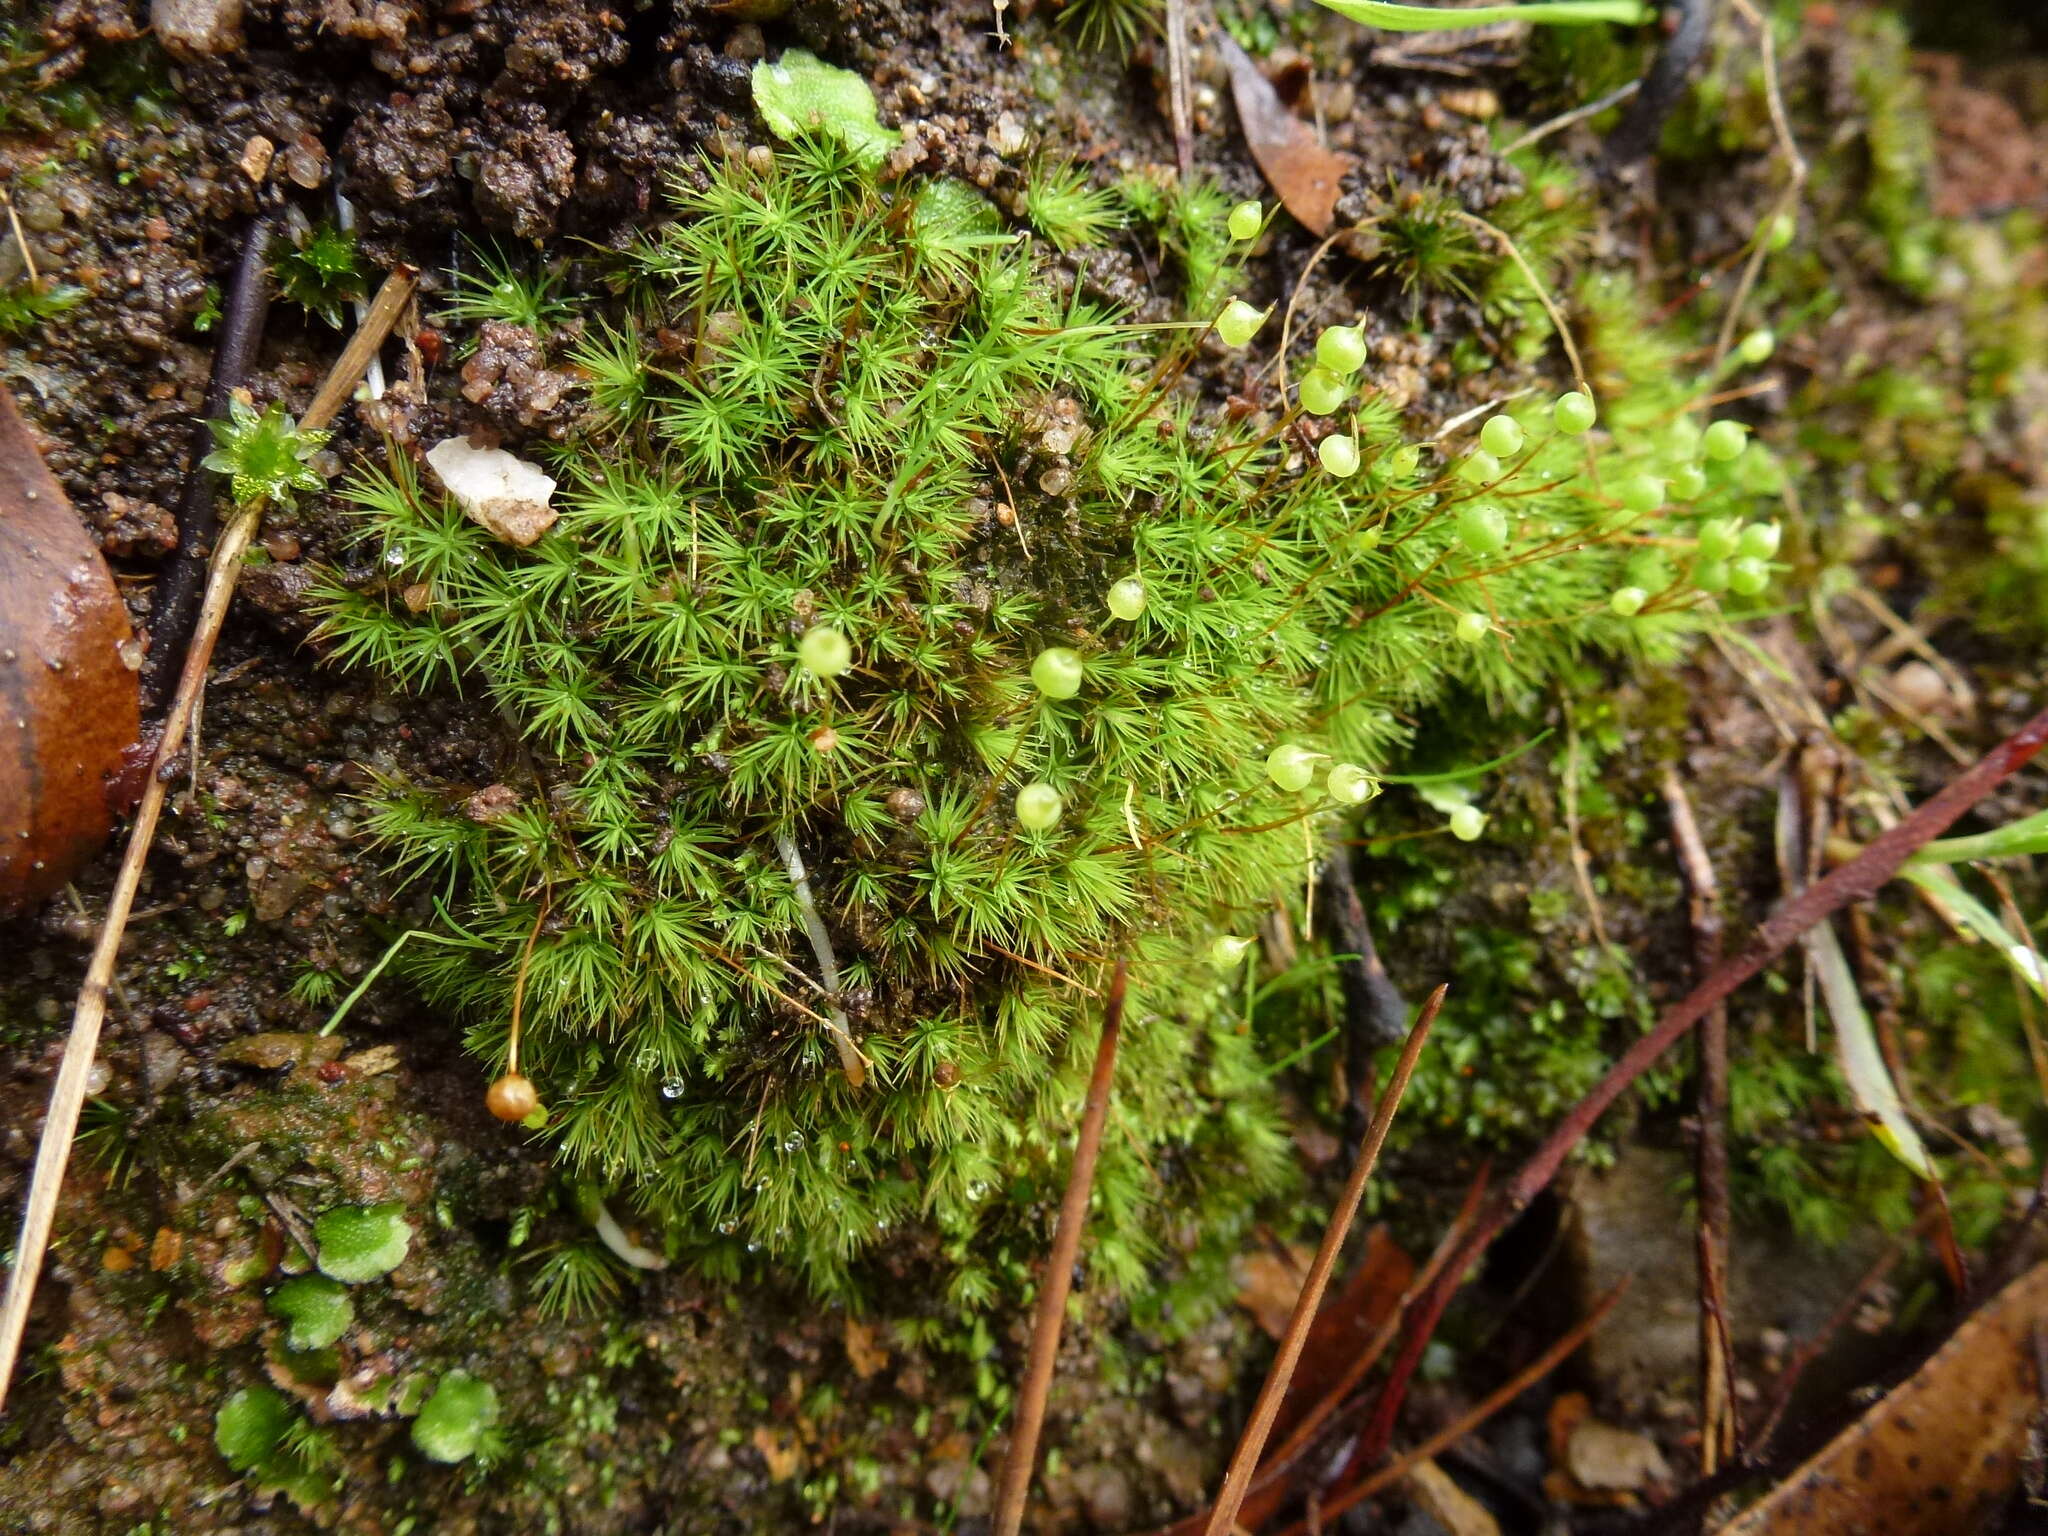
[751,1424,803,1482]
[1235,1244,1312,1340]
[0,386,141,914]
[1218,33,1356,237]
[1716,1261,2048,1536]
[844,1317,888,1380]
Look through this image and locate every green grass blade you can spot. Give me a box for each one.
[1309,0,1651,31]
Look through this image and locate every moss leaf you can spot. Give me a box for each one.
[410,1370,500,1463]
[268,1274,355,1351]
[214,1385,291,1472]
[313,1203,412,1283]
[750,50,901,166]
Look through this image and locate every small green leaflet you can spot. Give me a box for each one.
[752,50,902,167]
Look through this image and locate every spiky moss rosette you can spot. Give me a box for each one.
[314,135,1705,1299]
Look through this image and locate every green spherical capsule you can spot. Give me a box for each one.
[1215,298,1268,349]
[1767,212,1795,252]
[1315,324,1368,376]
[1454,611,1490,644]
[1227,200,1264,242]
[1318,433,1361,478]
[1609,585,1648,617]
[1458,450,1501,484]
[1618,474,1667,515]
[1375,444,1421,482]
[1703,419,1749,462]
[1266,742,1325,793]
[1456,501,1509,556]
[1737,521,1782,560]
[1352,526,1384,554]
[1015,782,1063,831]
[1030,646,1085,699]
[1298,366,1351,416]
[1553,390,1597,435]
[1448,804,1487,842]
[1105,576,1147,621]
[1326,762,1379,806]
[797,625,853,678]
[1728,556,1771,596]
[1479,415,1524,459]
[1736,328,1776,366]
[1210,934,1255,967]
[1696,517,1740,561]
[1693,558,1731,594]
[1669,462,1708,501]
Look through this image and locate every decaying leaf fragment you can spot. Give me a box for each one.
[0,387,141,915]
[1217,34,1357,237]
[1716,1261,2048,1536]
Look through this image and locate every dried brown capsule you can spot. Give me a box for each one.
[933,1060,961,1090]
[485,1072,540,1122]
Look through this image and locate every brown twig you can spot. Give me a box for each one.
[1164,0,1193,177]
[1277,1283,1630,1536]
[1201,985,1445,1536]
[992,959,1129,1536]
[0,266,417,1414]
[1350,702,2048,1468]
[1664,765,1738,1474]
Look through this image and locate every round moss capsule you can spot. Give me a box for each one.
[1728,556,1771,596]
[1266,743,1325,793]
[1669,463,1708,501]
[1215,298,1268,348]
[1693,558,1731,594]
[1456,501,1508,556]
[1696,517,1740,561]
[1609,585,1648,617]
[1479,414,1524,459]
[1553,390,1597,435]
[1736,521,1781,560]
[1298,366,1351,416]
[797,624,852,678]
[1210,934,1255,967]
[1227,200,1264,242]
[1030,646,1085,699]
[1736,328,1776,366]
[1767,212,1796,251]
[1448,804,1487,842]
[1315,324,1368,376]
[1106,577,1147,621]
[1458,450,1501,485]
[1015,782,1063,830]
[1454,611,1490,644]
[1326,762,1378,805]
[1702,419,1749,462]
[1617,474,1666,515]
[1318,433,1361,478]
[1375,444,1421,482]
[486,1073,540,1123]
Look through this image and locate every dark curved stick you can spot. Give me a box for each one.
[140,213,275,713]
[1606,0,1719,167]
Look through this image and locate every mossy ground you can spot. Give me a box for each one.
[3,1,2047,1531]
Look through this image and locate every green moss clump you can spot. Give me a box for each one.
[315,132,1757,1296]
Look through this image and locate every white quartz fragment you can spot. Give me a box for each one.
[424,436,558,547]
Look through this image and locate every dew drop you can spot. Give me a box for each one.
[966,1181,988,1202]
[782,1131,806,1153]
[660,1077,684,1099]
[746,1240,760,1252]
[718,1219,737,1235]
